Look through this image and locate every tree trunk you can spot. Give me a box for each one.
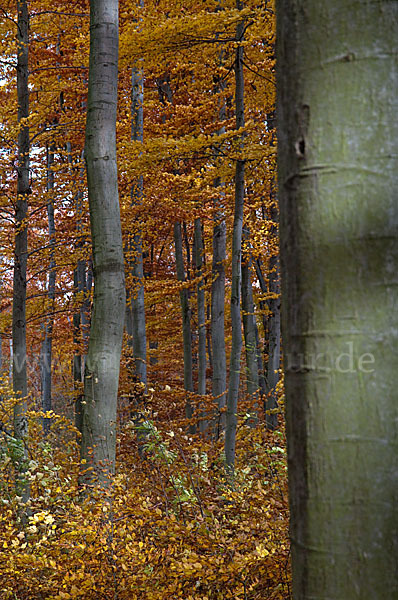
[73,253,87,434]
[67,145,88,434]
[241,226,259,426]
[255,324,267,400]
[174,222,195,431]
[13,0,30,504]
[211,23,227,440]
[80,0,125,489]
[211,209,227,439]
[194,217,207,432]
[126,57,147,389]
[224,4,245,477]
[254,258,270,405]
[206,302,212,370]
[265,245,280,430]
[211,32,227,440]
[277,1,398,597]
[41,146,56,434]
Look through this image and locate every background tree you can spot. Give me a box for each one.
[224,0,246,477]
[12,0,30,503]
[125,0,147,391]
[277,0,398,597]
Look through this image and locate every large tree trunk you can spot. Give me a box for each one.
[13,0,30,504]
[174,222,195,432]
[224,4,245,477]
[277,1,398,597]
[41,146,56,434]
[80,0,125,489]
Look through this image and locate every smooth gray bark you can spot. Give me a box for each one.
[277,1,398,597]
[255,323,267,400]
[255,253,279,427]
[211,210,227,438]
[255,257,268,338]
[194,218,207,432]
[206,301,212,373]
[13,0,30,503]
[73,252,88,434]
[71,149,89,434]
[41,146,56,434]
[224,5,245,477]
[254,257,269,398]
[147,245,158,367]
[156,74,195,430]
[211,24,227,439]
[265,242,280,430]
[80,0,126,488]
[125,10,147,389]
[241,226,259,425]
[174,222,195,431]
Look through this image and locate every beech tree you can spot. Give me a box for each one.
[41,145,56,434]
[125,0,147,390]
[211,1,227,439]
[79,0,126,488]
[241,225,259,425]
[224,0,246,476]
[277,0,397,597]
[194,216,207,431]
[13,0,30,503]
[174,221,195,430]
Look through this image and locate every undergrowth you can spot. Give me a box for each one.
[0,378,290,600]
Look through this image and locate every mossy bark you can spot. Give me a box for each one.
[277,1,398,597]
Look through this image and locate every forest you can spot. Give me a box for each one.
[0,1,396,599]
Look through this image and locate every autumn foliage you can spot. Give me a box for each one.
[0,0,289,598]
[0,378,289,599]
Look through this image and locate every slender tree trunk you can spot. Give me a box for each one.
[211,30,227,439]
[174,222,195,431]
[211,213,227,438]
[80,0,125,489]
[73,252,86,434]
[156,74,196,421]
[126,55,147,389]
[255,324,267,399]
[255,257,268,342]
[254,257,269,397]
[71,149,88,435]
[224,5,245,477]
[265,243,280,430]
[277,1,398,597]
[13,0,30,504]
[255,247,280,428]
[206,302,212,369]
[148,245,158,367]
[41,146,56,434]
[241,227,259,426]
[194,217,207,432]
